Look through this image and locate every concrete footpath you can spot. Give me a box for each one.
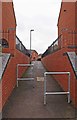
[2,61,76,119]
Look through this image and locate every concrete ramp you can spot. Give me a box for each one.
[0,53,11,80]
[2,61,75,119]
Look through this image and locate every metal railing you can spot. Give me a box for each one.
[17,64,34,87]
[16,36,30,57]
[42,31,77,58]
[42,35,62,58]
[44,72,71,105]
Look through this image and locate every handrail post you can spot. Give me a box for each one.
[68,72,71,103]
[17,65,18,87]
[44,74,46,105]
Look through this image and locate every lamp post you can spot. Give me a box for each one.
[30,29,34,63]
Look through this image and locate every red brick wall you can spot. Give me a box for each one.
[42,48,77,108]
[41,1,77,108]
[75,1,77,107]
[58,2,76,47]
[2,2,16,30]
[58,2,75,34]
[2,49,29,108]
[0,1,30,110]
[75,2,77,46]
[1,1,16,55]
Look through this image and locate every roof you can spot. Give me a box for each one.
[27,49,38,54]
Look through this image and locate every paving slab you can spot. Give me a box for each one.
[2,61,76,119]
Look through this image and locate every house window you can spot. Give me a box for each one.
[0,39,9,48]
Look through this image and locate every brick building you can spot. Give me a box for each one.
[1,1,16,55]
[31,50,38,61]
[42,1,77,108]
[58,1,77,48]
[0,0,30,110]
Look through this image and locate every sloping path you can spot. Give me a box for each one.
[2,61,76,119]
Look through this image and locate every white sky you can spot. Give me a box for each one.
[13,0,62,54]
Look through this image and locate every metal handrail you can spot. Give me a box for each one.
[42,35,61,58]
[44,72,71,105]
[16,36,30,57]
[17,64,34,87]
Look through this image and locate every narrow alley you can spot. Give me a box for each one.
[1,1,77,120]
[2,61,75,119]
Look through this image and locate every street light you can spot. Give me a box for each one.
[30,29,34,63]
